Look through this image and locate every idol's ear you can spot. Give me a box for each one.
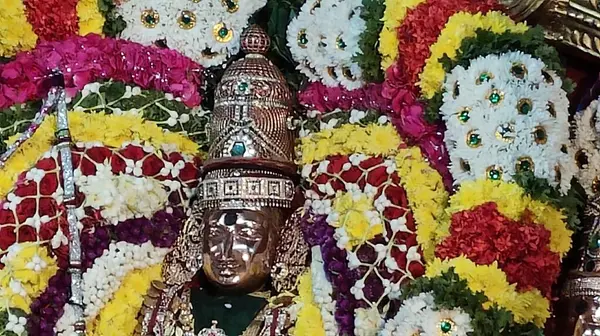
[270,208,310,293]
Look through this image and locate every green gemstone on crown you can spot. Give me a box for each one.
[181,14,192,24]
[467,133,481,147]
[230,142,246,156]
[488,169,502,180]
[224,0,238,11]
[518,99,532,115]
[518,159,532,172]
[478,72,492,84]
[298,31,308,46]
[336,38,347,50]
[511,63,527,79]
[237,82,249,93]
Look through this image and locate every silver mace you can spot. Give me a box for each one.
[50,71,86,334]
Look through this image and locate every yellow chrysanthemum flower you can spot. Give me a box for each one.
[379,0,426,71]
[88,265,162,336]
[419,11,529,99]
[0,0,38,57]
[0,242,58,313]
[292,271,326,336]
[299,124,401,164]
[447,179,572,257]
[1,111,200,200]
[330,192,384,247]
[426,257,550,326]
[77,0,105,36]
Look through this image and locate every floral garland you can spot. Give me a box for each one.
[292,252,330,336]
[0,0,105,58]
[378,0,425,71]
[571,99,600,196]
[299,108,448,334]
[0,111,198,201]
[287,0,366,90]
[117,0,266,68]
[440,51,574,194]
[447,179,572,256]
[80,241,167,321]
[0,34,204,109]
[0,80,211,154]
[0,0,37,58]
[86,265,162,336]
[0,242,57,312]
[418,11,528,99]
[426,257,549,327]
[387,0,498,90]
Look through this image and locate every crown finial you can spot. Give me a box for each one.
[241,25,270,55]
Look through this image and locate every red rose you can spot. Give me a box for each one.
[39,218,58,241]
[384,185,409,208]
[407,260,425,279]
[13,181,38,197]
[0,209,15,225]
[340,167,362,184]
[359,157,384,170]
[85,146,113,164]
[120,144,146,161]
[17,225,37,243]
[366,166,388,187]
[0,226,16,250]
[15,199,37,223]
[78,156,97,176]
[39,173,59,196]
[178,162,199,182]
[165,151,184,164]
[110,154,126,173]
[141,153,165,176]
[35,157,57,171]
[38,197,59,218]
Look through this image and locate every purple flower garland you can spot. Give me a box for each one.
[27,207,184,333]
[26,270,71,336]
[0,34,204,109]
[301,211,360,336]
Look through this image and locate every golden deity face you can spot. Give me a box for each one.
[202,208,282,292]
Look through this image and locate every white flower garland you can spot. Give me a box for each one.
[117,0,266,68]
[441,51,574,194]
[81,241,168,321]
[287,0,366,90]
[571,99,600,196]
[379,292,473,336]
[75,161,169,225]
[310,246,338,336]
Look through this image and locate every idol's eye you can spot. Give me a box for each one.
[141,9,160,28]
[178,10,196,30]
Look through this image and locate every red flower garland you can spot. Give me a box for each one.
[23,0,79,42]
[0,143,201,266]
[435,202,561,298]
[388,0,499,91]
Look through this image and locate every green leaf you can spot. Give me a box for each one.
[352,0,385,83]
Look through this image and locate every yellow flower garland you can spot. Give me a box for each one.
[418,11,529,99]
[299,124,401,165]
[0,242,58,313]
[291,271,326,336]
[379,0,426,71]
[0,0,38,57]
[88,264,162,336]
[426,257,549,327]
[447,179,572,257]
[0,111,200,201]
[76,0,105,36]
[395,146,449,262]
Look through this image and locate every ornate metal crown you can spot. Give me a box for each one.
[198,25,297,210]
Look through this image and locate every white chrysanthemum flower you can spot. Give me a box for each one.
[311,246,338,335]
[355,307,384,336]
[572,99,600,196]
[6,312,27,335]
[441,52,572,193]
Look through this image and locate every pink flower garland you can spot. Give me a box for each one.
[0,34,204,109]
[298,81,453,190]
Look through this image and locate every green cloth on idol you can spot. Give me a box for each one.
[190,287,268,336]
